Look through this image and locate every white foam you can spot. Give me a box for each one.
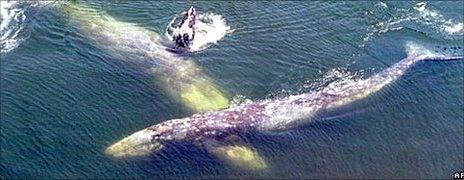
[305,68,364,93]
[405,41,435,56]
[413,2,463,35]
[363,2,463,45]
[442,22,463,34]
[190,12,233,51]
[1,1,26,53]
[0,1,55,54]
[376,2,388,8]
[413,2,428,12]
[323,68,363,92]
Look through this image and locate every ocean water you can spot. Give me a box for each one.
[1,1,463,178]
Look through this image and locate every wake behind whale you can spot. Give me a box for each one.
[106,42,463,169]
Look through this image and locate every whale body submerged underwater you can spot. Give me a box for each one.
[64,2,230,113]
[106,43,463,169]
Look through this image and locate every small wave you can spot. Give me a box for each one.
[166,10,233,52]
[413,2,463,35]
[310,68,365,93]
[269,68,365,100]
[363,2,463,46]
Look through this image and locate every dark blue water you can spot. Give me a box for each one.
[1,1,463,178]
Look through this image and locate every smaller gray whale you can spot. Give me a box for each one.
[106,43,463,169]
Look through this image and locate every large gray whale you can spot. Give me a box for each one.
[106,43,463,169]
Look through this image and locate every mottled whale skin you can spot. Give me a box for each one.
[106,53,463,158]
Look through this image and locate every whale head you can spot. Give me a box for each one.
[172,6,196,49]
[105,128,166,158]
[187,6,196,17]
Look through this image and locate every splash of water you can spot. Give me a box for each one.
[1,1,27,53]
[0,1,54,54]
[166,10,233,52]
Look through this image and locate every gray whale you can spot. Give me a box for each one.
[106,43,463,169]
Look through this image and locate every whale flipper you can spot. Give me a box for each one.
[201,135,268,170]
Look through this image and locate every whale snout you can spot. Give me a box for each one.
[105,130,164,158]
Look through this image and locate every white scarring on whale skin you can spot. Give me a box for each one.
[106,43,463,157]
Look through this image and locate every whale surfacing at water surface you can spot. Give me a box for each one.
[64,2,229,112]
[106,43,463,169]
[64,2,265,169]
[171,7,196,49]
